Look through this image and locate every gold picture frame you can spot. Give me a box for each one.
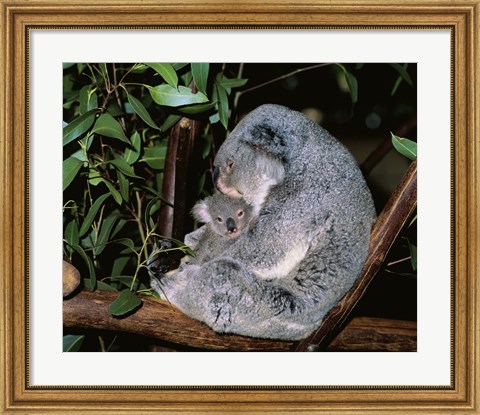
[1,0,479,413]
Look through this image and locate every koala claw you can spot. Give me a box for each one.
[146,237,174,279]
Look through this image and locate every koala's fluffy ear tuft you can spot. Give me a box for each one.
[191,200,211,224]
[241,122,288,160]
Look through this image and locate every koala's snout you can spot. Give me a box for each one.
[226,217,237,233]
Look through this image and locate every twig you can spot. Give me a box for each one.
[238,63,332,97]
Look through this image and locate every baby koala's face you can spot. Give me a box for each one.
[192,193,254,239]
[209,201,251,239]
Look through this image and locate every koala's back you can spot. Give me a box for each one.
[233,104,376,251]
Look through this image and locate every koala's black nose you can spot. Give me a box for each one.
[212,167,220,189]
[226,217,237,233]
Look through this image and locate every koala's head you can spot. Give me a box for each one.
[213,105,293,208]
[192,193,254,239]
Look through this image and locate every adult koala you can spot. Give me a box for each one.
[148,104,376,341]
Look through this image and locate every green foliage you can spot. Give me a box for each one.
[63,334,85,352]
[391,132,417,160]
[108,289,142,316]
[63,63,248,329]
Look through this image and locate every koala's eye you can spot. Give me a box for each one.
[226,161,234,173]
[216,217,223,223]
[238,210,244,218]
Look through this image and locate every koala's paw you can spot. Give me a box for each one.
[146,237,174,279]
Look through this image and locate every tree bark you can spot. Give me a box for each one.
[63,290,416,352]
[156,117,203,240]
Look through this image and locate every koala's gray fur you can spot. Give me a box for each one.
[149,104,376,341]
[188,193,255,263]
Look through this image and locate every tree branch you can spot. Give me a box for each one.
[360,116,417,176]
[63,290,416,352]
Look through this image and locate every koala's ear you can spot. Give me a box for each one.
[241,123,287,159]
[191,200,211,224]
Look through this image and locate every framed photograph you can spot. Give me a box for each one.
[1,0,478,413]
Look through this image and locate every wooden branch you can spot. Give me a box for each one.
[63,290,295,351]
[360,116,417,176]
[171,117,202,241]
[294,160,417,351]
[63,290,415,352]
[157,116,202,239]
[325,317,416,352]
[156,129,177,238]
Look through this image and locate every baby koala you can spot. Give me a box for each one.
[192,192,254,239]
[188,192,255,263]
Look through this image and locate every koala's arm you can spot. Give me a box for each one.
[184,225,207,250]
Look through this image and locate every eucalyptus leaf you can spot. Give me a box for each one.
[91,113,129,143]
[201,134,213,159]
[145,63,179,88]
[391,76,403,96]
[391,132,417,160]
[63,110,97,146]
[71,244,96,289]
[79,85,98,114]
[217,76,248,89]
[336,64,358,105]
[178,101,216,115]
[160,114,181,132]
[172,63,189,71]
[88,168,103,186]
[389,63,413,86]
[101,179,123,205]
[124,131,141,165]
[215,82,229,129]
[109,290,142,316]
[140,146,167,170]
[114,238,136,252]
[111,218,127,239]
[63,334,85,352]
[127,93,160,130]
[209,113,220,124]
[65,220,79,247]
[111,255,131,277]
[191,63,209,95]
[83,278,95,291]
[63,157,83,191]
[94,213,118,256]
[108,158,142,179]
[79,193,110,237]
[147,85,208,107]
[99,63,109,83]
[96,281,117,291]
[111,275,136,288]
[71,135,94,162]
[118,171,130,202]
[407,240,417,271]
[144,196,162,230]
[344,71,358,104]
